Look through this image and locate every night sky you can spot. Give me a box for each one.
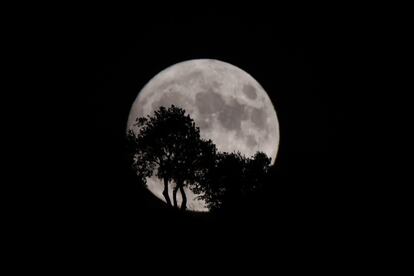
[25,10,378,273]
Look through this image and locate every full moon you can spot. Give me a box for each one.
[127,59,279,211]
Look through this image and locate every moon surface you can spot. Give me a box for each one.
[127,59,279,211]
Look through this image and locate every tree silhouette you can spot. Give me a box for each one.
[192,151,271,212]
[170,137,217,210]
[126,129,155,187]
[127,105,216,210]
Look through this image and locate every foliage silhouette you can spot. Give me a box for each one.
[128,105,271,212]
[127,105,216,210]
[191,151,271,212]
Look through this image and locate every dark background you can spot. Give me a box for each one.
[19,9,387,273]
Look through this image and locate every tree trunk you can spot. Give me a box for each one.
[179,181,187,210]
[173,182,179,209]
[162,178,172,207]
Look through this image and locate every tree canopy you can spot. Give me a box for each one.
[191,151,271,211]
[127,105,216,210]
